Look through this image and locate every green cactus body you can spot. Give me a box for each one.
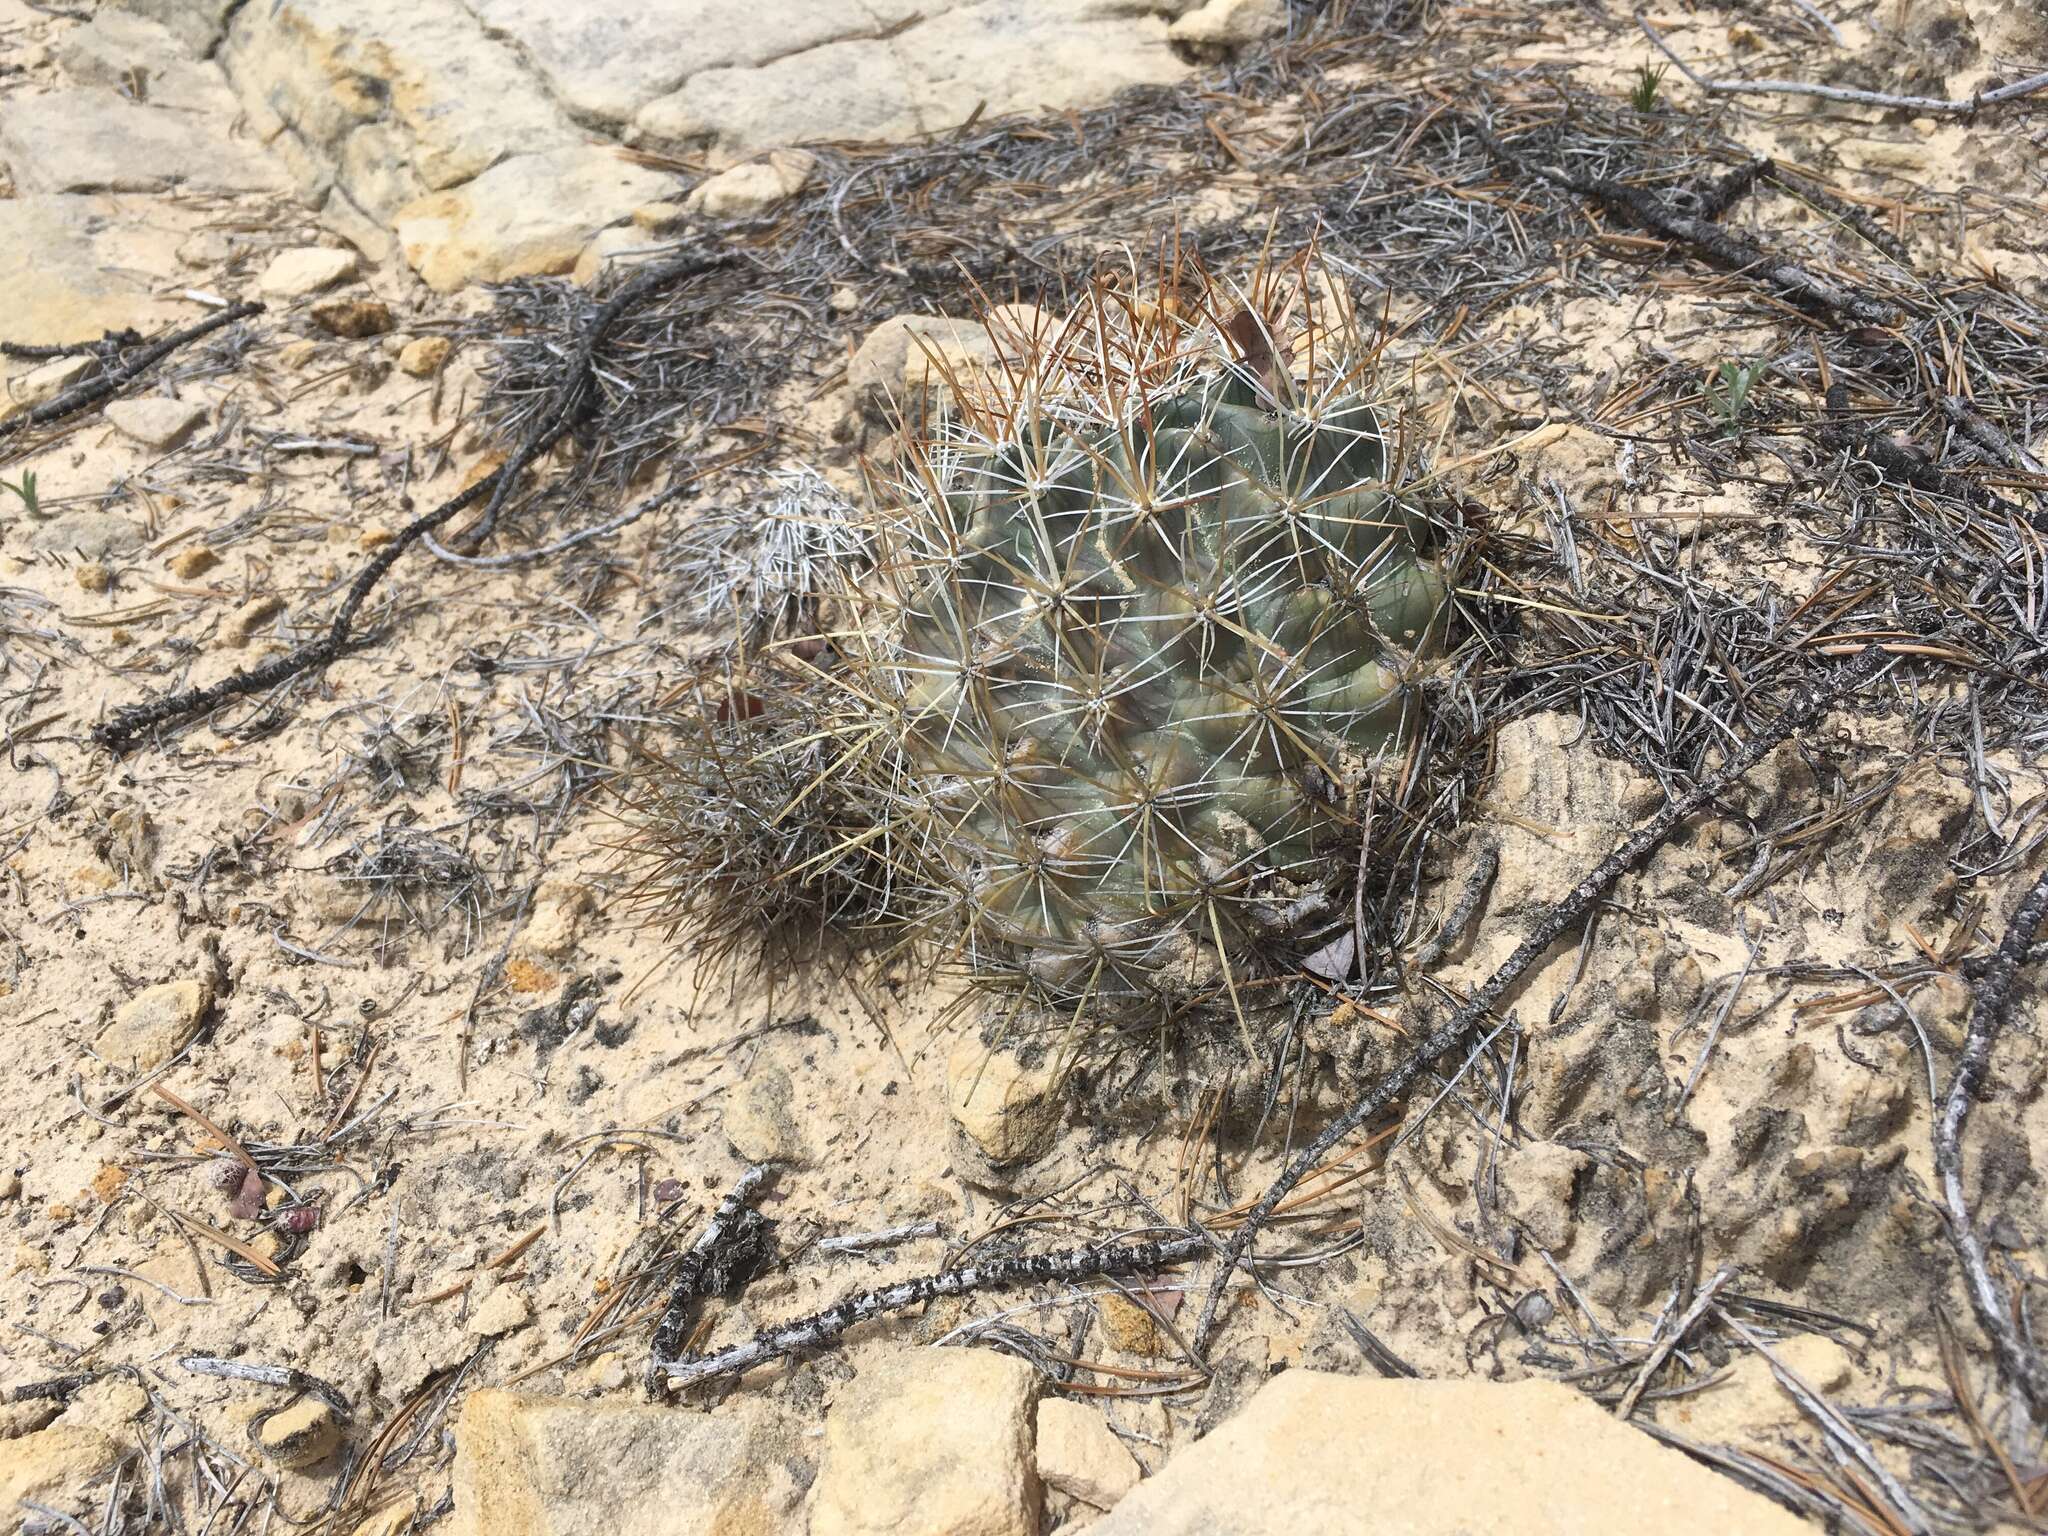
[868,355,1449,1015]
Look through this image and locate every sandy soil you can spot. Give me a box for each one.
[2,0,2047,1531]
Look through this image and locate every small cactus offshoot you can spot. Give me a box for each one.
[838,249,1451,1032]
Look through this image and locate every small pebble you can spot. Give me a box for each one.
[222,593,285,646]
[255,1398,343,1470]
[168,546,220,579]
[397,336,451,377]
[258,246,359,299]
[308,297,394,339]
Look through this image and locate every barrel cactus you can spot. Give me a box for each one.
[843,258,1451,1026]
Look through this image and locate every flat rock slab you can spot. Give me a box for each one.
[106,0,243,58]
[0,196,175,351]
[0,88,283,194]
[220,0,579,219]
[464,0,927,129]
[104,397,208,450]
[1089,1373,1813,1536]
[258,246,361,298]
[86,0,1283,292]
[26,511,150,560]
[53,10,242,115]
[810,1346,1041,1536]
[446,1388,808,1536]
[394,147,679,292]
[636,0,1201,154]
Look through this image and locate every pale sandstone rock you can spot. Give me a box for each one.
[397,336,453,377]
[636,2,1191,156]
[1,355,95,427]
[0,88,282,195]
[0,196,174,349]
[723,1064,815,1167]
[571,225,660,287]
[0,1399,58,1440]
[97,978,211,1072]
[631,201,690,234]
[446,1388,807,1536]
[105,0,242,57]
[1094,1374,1812,1535]
[0,1425,122,1521]
[684,150,817,219]
[178,230,239,270]
[53,11,239,115]
[275,339,324,371]
[849,313,992,408]
[28,511,147,559]
[946,1042,1060,1167]
[54,1378,149,1438]
[1168,0,1289,56]
[259,246,361,298]
[220,0,579,219]
[466,0,926,128]
[223,593,287,646]
[104,398,207,451]
[848,306,1045,420]
[320,186,400,265]
[518,885,593,960]
[393,148,678,292]
[467,1284,533,1338]
[810,1346,1041,1536]
[254,1397,343,1469]
[168,547,221,579]
[1036,1398,1140,1511]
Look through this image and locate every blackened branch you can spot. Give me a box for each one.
[91,252,730,755]
[0,303,263,446]
[652,1232,1209,1390]
[1482,130,1902,330]
[1934,865,2048,1429]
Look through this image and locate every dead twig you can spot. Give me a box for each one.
[0,303,263,447]
[1615,1265,1739,1420]
[1637,12,2048,115]
[1483,128,1901,330]
[91,252,729,754]
[644,1164,776,1391]
[1933,864,2048,1431]
[653,1232,1209,1390]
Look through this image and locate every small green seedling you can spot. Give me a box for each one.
[0,470,41,519]
[1708,357,1768,432]
[1630,62,1669,112]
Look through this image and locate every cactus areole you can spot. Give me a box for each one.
[856,282,1451,1022]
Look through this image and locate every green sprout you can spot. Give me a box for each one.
[1708,357,1768,432]
[0,470,41,519]
[1630,63,1669,112]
